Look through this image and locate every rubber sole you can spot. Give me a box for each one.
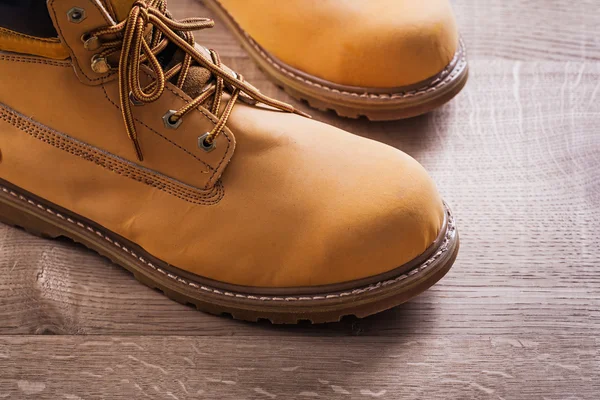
[204,0,469,121]
[0,178,459,324]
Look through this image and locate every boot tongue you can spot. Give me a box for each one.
[181,67,213,98]
[102,0,230,103]
[105,0,137,21]
[160,44,215,98]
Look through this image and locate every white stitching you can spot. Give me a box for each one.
[216,0,468,99]
[1,185,454,302]
[248,36,468,99]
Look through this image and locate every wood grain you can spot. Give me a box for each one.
[1,0,599,398]
[0,335,598,399]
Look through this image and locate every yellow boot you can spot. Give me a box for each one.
[0,0,458,323]
[205,0,468,120]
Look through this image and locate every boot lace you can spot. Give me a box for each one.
[85,0,307,161]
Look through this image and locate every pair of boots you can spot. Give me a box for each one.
[0,0,465,323]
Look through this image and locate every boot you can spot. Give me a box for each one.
[0,0,458,323]
[204,0,468,120]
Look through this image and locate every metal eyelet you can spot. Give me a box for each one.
[162,110,183,129]
[81,34,101,51]
[91,55,110,74]
[198,133,216,152]
[129,92,144,106]
[67,7,86,23]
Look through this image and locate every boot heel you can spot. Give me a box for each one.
[0,191,64,239]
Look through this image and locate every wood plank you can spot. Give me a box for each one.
[454,0,600,61]
[1,0,600,398]
[1,60,598,336]
[168,0,248,58]
[0,335,597,399]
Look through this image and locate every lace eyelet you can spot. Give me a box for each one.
[198,133,216,152]
[91,55,111,74]
[129,92,144,106]
[67,7,86,24]
[162,110,183,129]
[81,34,101,51]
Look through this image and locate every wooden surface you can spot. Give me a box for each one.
[1,0,599,398]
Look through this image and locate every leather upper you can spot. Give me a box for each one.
[0,26,68,59]
[0,0,445,288]
[217,0,459,88]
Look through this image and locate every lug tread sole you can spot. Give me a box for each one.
[0,181,458,324]
[204,0,469,120]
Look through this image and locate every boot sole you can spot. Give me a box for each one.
[204,0,469,120]
[0,178,459,324]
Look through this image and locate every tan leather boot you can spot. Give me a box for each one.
[204,0,469,120]
[0,0,458,323]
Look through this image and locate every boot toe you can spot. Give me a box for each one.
[337,0,460,88]
[306,149,445,286]
[210,108,447,288]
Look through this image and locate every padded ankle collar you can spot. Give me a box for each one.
[0,27,69,59]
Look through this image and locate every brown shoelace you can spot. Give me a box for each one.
[86,0,307,161]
